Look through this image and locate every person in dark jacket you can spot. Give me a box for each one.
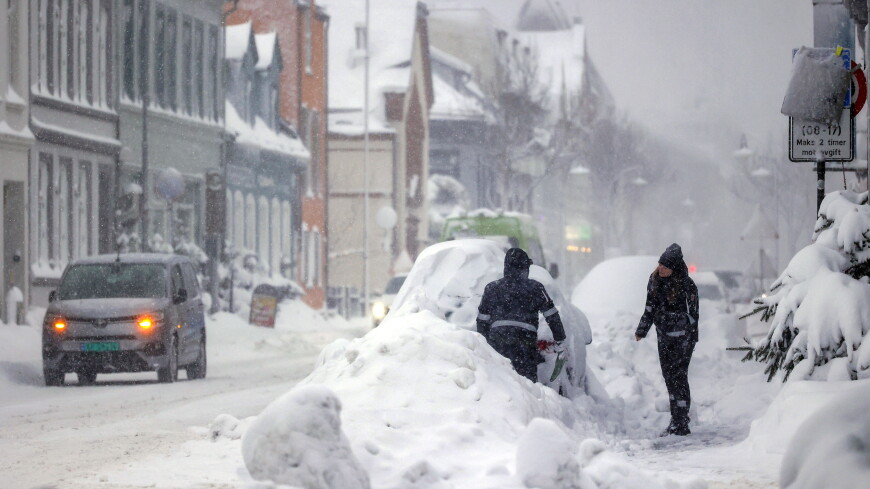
[635,243,699,436]
[477,248,566,382]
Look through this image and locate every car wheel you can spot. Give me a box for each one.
[77,370,97,386]
[157,335,179,383]
[44,367,64,387]
[186,335,207,380]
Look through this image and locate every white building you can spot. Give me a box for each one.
[0,0,33,322]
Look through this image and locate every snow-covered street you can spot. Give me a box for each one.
[0,307,368,489]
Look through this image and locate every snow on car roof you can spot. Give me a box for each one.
[71,253,189,266]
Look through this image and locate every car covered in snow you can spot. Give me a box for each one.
[42,253,207,386]
[385,239,594,397]
[370,274,407,327]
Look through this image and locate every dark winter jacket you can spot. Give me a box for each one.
[477,248,567,342]
[635,244,700,342]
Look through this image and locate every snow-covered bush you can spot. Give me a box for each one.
[743,190,870,381]
[241,384,370,489]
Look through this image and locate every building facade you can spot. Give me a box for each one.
[223,21,309,281]
[0,0,33,322]
[326,0,433,295]
[117,0,224,256]
[225,0,329,308]
[28,0,122,306]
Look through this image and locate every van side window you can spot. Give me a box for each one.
[171,265,185,300]
[182,263,201,297]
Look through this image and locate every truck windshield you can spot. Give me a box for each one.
[58,264,167,300]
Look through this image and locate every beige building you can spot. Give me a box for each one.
[0,0,32,323]
[325,0,433,295]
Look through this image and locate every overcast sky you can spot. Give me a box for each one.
[467,0,817,158]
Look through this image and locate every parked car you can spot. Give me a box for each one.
[42,253,207,386]
[371,274,407,327]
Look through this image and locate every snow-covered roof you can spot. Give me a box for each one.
[430,46,472,75]
[254,32,279,70]
[430,73,489,122]
[225,22,254,61]
[225,101,310,159]
[321,0,425,134]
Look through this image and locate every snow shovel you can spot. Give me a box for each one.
[549,350,567,382]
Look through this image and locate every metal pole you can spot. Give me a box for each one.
[363,0,370,316]
[139,3,150,252]
[817,160,826,213]
[812,0,853,214]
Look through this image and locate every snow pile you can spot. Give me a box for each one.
[299,308,691,488]
[778,380,870,489]
[389,239,594,398]
[242,385,370,489]
[745,190,870,381]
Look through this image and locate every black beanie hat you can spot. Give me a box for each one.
[505,248,532,270]
[658,243,684,270]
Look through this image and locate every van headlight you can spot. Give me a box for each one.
[371,301,388,321]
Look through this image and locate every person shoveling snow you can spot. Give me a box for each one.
[477,248,567,383]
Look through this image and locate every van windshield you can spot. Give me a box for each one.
[58,264,167,300]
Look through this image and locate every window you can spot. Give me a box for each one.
[97,2,110,106]
[171,265,185,299]
[270,198,280,276]
[181,263,201,298]
[258,196,269,269]
[59,264,168,300]
[355,23,366,50]
[57,158,73,267]
[37,153,54,267]
[209,26,220,120]
[166,10,177,110]
[123,0,136,100]
[314,231,321,286]
[8,0,19,91]
[233,190,244,250]
[194,20,204,118]
[281,201,291,274]
[138,0,149,101]
[182,17,192,114]
[225,192,234,247]
[245,194,255,250]
[58,0,68,97]
[155,6,166,106]
[46,0,55,93]
[302,230,310,285]
[77,0,88,102]
[154,7,178,110]
[310,110,320,193]
[304,8,312,73]
[76,162,92,258]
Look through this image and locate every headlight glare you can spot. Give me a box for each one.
[371,301,388,320]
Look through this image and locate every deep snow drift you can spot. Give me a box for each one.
[233,241,699,489]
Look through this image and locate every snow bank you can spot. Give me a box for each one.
[779,380,870,489]
[242,384,370,489]
[389,239,594,397]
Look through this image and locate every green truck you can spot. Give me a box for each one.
[440,212,559,278]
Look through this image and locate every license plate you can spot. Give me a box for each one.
[80,342,120,352]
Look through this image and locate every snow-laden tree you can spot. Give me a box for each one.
[742,190,870,381]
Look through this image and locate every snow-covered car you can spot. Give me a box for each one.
[691,271,731,313]
[386,239,594,397]
[42,253,207,386]
[370,274,407,327]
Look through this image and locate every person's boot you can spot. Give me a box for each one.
[671,408,691,436]
[659,419,676,437]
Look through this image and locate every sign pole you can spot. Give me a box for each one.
[817,160,826,213]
